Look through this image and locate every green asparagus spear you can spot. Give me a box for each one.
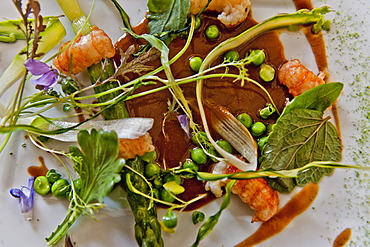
[56,0,129,119]
[124,156,164,247]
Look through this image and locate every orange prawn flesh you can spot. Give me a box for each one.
[53,26,115,75]
[278,59,325,97]
[118,133,155,160]
[226,165,279,222]
[206,161,279,222]
[190,0,251,27]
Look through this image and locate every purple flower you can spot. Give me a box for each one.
[24,59,58,90]
[10,177,35,221]
[178,114,190,138]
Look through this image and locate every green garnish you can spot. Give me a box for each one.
[260,83,344,192]
[46,129,125,245]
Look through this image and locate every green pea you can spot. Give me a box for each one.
[162,210,177,229]
[246,49,266,66]
[153,175,163,189]
[73,178,82,194]
[207,146,219,161]
[259,103,276,119]
[33,176,51,195]
[163,174,181,185]
[194,16,202,30]
[257,136,268,151]
[144,163,161,179]
[61,79,79,95]
[190,147,208,165]
[259,64,275,82]
[250,122,267,137]
[192,211,205,225]
[205,24,219,39]
[160,188,175,203]
[152,188,160,199]
[63,104,72,112]
[51,179,71,198]
[141,151,157,163]
[225,50,239,62]
[191,131,209,146]
[216,140,233,154]
[189,56,203,72]
[183,159,199,172]
[237,113,253,129]
[46,169,62,184]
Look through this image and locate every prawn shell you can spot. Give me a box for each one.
[278,59,325,97]
[190,0,251,27]
[226,165,279,222]
[53,26,115,75]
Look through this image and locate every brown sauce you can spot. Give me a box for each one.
[116,12,290,209]
[333,228,352,247]
[235,183,319,246]
[292,0,342,140]
[116,2,338,244]
[27,156,49,177]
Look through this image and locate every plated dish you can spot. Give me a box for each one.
[0,0,369,246]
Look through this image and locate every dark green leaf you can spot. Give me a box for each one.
[281,82,343,117]
[261,109,341,192]
[69,129,125,203]
[147,0,190,44]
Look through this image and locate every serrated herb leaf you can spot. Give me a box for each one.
[47,129,125,246]
[281,82,343,117]
[261,109,341,193]
[70,129,125,203]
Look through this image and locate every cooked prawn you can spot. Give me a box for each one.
[190,0,251,27]
[226,165,279,222]
[53,26,115,75]
[278,59,325,97]
[118,132,155,160]
[205,160,229,197]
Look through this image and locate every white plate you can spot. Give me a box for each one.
[0,0,369,246]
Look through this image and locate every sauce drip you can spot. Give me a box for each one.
[235,183,319,246]
[27,156,49,177]
[333,228,352,247]
[292,0,342,140]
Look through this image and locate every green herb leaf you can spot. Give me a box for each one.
[46,129,125,246]
[281,82,343,117]
[70,129,125,203]
[260,109,341,193]
[147,0,190,44]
